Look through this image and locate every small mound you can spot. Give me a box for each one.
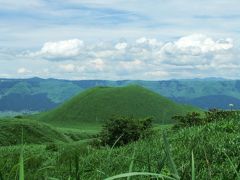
[0,118,70,146]
[40,85,200,124]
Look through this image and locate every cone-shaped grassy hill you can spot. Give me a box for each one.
[40,85,200,124]
[0,118,70,146]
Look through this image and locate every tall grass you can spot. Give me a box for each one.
[127,147,135,180]
[105,132,181,180]
[0,117,239,179]
[19,128,24,180]
[224,152,240,180]
[162,131,180,179]
[105,172,176,180]
[191,151,195,180]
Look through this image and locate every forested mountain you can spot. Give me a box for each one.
[0,77,240,112]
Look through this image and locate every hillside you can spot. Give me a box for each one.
[74,117,240,179]
[39,85,199,124]
[0,113,239,179]
[1,78,240,112]
[0,118,70,146]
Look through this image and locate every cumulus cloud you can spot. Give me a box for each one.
[157,34,234,66]
[136,37,161,47]
[160,34,233,56]
[27,39,84,59]
[17,34,239,80]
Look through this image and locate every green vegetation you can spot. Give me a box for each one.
[99,116,153,146]
[3,78,240,112]
[19,129,24,180]
[0,85,239,179]
[39,85,200,124]
[0,113,239,179]
[0,118,70,146]
[172,109,240,128]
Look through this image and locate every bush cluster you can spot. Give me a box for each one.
[173,109,240,129]
[99,116,153,147]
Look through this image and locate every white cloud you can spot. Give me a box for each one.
[90,59,105,71]
[17,67,30,74]
[59,63,76,72]
[28,39,84,59]
[12,34,239,80]
[136,37,161,47]
[92,50,115,58]
[115,42,128,50]
[160,34,233,56]
[157,34,234,66]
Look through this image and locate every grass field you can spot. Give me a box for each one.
[0,115,239,179]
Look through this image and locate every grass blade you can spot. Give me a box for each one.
[0,171,3,180]
[105,172,176,180]
[19,128,24,180]
[224,152,240,179]
[108,133,124,158]
[104,133,124,177]
[127,147,136,180]
[191,151,195,180]
[74,153,80,180]
[157,154,166,173]
[163,131,180,179]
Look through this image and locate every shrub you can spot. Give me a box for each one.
[172,112,202,128]
[173,109,240,129]
[14,115,23,119]
[99,116,153,147]
[204,109,239,122]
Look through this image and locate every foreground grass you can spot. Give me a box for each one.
[0,117,239,179]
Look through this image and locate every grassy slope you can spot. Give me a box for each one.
[39,85,200,125]
[0,118,71,146]
[0,117,239,179]
[79,119,240,179]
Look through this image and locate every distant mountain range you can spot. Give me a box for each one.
[0,77,240,113]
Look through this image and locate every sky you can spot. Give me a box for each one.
[0,0,240,80]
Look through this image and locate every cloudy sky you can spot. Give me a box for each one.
[0,0,240,80]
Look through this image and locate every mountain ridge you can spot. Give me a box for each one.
[0,77,240,112]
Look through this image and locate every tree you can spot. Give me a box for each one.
[99,116,153,147]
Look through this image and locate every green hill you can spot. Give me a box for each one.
[0,118,70,146]
[39,85,200,124]
[2,78,240,112]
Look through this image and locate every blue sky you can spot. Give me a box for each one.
[0,0,240,80]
